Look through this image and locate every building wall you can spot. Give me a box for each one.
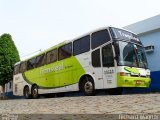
[0,82,14,98]
[5,81,13,93]
[139,29,160,72]
[138,29,160,91]
[0,86,2,96]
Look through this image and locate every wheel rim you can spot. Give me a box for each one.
[84,81,93,93]
[25,88,29,98]
[32,87,38,98]
[25,91,29,97]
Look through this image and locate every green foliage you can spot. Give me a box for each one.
[0,34,20,85]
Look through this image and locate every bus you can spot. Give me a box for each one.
[13,27,151,99]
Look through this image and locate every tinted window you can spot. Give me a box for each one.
[35,54,46,67]
[46,49,57,64]
[91,30,110,49]
[73,35,90,55]
[27,58,36,70]
[102,44,114,67]
[20,62,27,73]
[14,64,20,75]
[58,43,72,60]
[92,49,101,67]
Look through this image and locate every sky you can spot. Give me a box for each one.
[0,0,160,60]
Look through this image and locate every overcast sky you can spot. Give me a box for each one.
[0,0,160,60]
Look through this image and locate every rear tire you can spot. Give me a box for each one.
[31,85,39,99]
[81,76,95,96]
[24,86,30,99]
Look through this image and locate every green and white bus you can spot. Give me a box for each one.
[13,27,151,98]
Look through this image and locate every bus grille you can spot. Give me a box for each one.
[131,74,146,77]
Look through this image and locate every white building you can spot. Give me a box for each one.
[0,81,13,97]
[0,86,2,96]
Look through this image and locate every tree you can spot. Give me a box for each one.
[0,34,20,98]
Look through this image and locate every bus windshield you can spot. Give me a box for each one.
[110,27,148,68]
[115,41,148,68]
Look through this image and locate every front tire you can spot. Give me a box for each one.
[82,77,95,96]
[31,85,39,99]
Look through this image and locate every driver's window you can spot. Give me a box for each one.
[102,44,114,67]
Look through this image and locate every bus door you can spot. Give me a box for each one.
[102,44,117,88]
[91,48,103,89]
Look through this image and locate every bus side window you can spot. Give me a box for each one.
[46,49,57,64]
[91,30,110,49]
[92,49,101,67]
[102,44,114,67]
[20,62,27,73]
[58,43,72,61]
[73,35,90,56]
[14,64,20,75]
[27,58,36,70]
[35,54,46,67]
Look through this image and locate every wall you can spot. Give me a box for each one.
[4,81,15,98]
[139,29,160,91]
[139,29,160,71]
[0,86,2,96]
[5,81,12,92]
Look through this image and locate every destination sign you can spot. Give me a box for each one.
[110,27,142,44]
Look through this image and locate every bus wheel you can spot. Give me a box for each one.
[82,76,95,96]
[107,88,123,95]
[24,86,30,99]
[31,85,39,99]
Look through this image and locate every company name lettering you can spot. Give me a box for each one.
[118,31,139,42]
[40,63,64,74]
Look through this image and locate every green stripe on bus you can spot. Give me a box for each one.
[23,56,85,89]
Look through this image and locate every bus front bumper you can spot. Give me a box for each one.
[117,75,151,88]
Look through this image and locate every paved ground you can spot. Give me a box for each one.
[0,94,160,119]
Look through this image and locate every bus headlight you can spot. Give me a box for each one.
[119,72,131,76]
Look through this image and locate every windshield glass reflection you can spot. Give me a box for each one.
[115,41,148,68]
